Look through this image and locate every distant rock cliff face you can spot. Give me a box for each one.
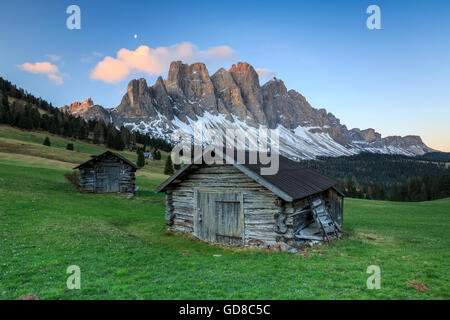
[59,61,435,159]
[60,98,94,115]
[60,98,110,124]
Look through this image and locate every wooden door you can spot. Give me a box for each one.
[105,165,120,192]
[95,167,106,193]
[95,165,120,193]
[194,191,244,245]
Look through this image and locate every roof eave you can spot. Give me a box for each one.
[155,161,294,202]
[154,163,192,193]
[73,151,138,170]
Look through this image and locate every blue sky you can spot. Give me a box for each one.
[0,0,449,151]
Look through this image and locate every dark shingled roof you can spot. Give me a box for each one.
[155,150,341,201]
[74,151,138,170]
[242,155,339,200]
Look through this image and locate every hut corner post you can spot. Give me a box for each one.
[166,189,175,226]
[273,198,287,234]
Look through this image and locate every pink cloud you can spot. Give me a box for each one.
[47,73,64,85]
[90,42,237,83]
[18,61,63,85]
[90,56,130,83]
[255,68,277,83]
[19,62,58,74]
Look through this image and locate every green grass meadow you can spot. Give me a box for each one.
[0,126,449,299]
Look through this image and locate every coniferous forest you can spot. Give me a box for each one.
[0,76,172,153]
[302,153,450,202]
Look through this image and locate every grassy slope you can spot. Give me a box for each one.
[0,125,448,300]
[0,125,167,174]
[0,125,106,155]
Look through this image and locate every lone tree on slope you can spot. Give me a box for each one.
[43,136,51,146]
[137,150,145,168]
[164,155,174,175]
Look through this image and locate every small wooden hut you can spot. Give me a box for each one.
[155,151,344,251]
[74,151,138,193]
[143,152,153,160]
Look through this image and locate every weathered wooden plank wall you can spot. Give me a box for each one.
[167,164,288,247]
[166,163,343,249]
[78,156,135,194]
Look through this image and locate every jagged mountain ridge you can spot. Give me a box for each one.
[60,97,111,124]
[60,61,435,159]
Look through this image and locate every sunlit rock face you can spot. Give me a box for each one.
[59,61,435,159]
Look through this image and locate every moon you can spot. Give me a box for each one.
[134,34,138,39]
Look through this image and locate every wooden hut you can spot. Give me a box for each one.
[155,151,344,251]
[143,152,153,160]
[74,151,138,193]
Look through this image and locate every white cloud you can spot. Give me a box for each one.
[81,52,105,63]
[255,68,277,83]
[18,61,63,85]
[90,42,237,83]
[45,54,61,62]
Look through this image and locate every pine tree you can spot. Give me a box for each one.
[1,92,8,107]
[419,183,427,201]
[437,174,450,199]
[93,122,104,144]
[137,150,145,168]
[164,155,174,175]
[106,131,115,149]
[153,149,161,160]
[30,108,40,129]
[22,111,33,129]
[66,143,74,151]
[114,133,125,151]
[3,108,13,125]
[13,111,22,127]
[48,117,59,134]
[431,179,440,200]
[43,136,51,146]
[78,125,87,140]
[391,184,400,201]
[378,186,386,200]
[41,115,50,130]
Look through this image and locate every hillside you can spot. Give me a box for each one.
[0,76,173,157]
[0,125,168,179]
[0,127,449,299]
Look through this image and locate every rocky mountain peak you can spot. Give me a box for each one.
[228,62,266,125]
[127,78,149,96]
[150,76,174,121]
[83,97,94,107]
[60,60,436,158]
[167,61,188,86]
[60,97,94,115]
[229,62,260,87]
[113,78,156,120]
[165,61,217,120]
[229,62,253,74]
[59,97,111,124]
[262,77,288,96]
[349,128,380,143]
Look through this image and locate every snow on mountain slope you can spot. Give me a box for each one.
[59,61,436,159]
